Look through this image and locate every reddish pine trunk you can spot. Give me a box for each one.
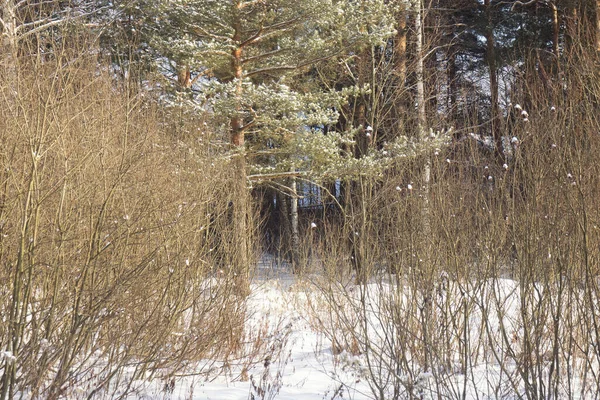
[228,6,250,294]
[177,65,192,88]
[395,5,407,85]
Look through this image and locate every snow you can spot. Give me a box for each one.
[0,351,16,362]
[122,273,375,400]
[41,260,598,399]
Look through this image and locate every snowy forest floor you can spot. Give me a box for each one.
[98,255,598,400]
[124,259,367,400]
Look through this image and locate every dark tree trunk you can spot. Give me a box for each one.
[485,0,502,159]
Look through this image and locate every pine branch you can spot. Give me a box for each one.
[241,48,287,64]
[247,171,306,181]
[243,65,298,78]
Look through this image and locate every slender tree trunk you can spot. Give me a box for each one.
[395,2,408,85]
[355,46,370,157]
[414,3,434,372]
[425,4,439,120]
[277,190,291,262]
[551,2,560,58]
[290,170,300,273]
[355,0,373,156]
[485,0,502,158]
[415,0,426,138]
[415,0,431,240]
[394,2,408,137]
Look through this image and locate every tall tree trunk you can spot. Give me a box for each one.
[425,3,439,121]
[229,5,250,294]
[415,0,426,139]
[551,2,560,58]
[394,2,408,137]
[414,2,433,372]
[355,46,370,157]
[415,0,430,241]
[485,0,502,158]
[395,2,408,85]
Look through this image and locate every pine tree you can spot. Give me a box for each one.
[127,0,394,277]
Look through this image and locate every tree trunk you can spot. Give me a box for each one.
[414,4,434,370]
[177,64,192,88]
[415,0,426,139]
[485,0,502,158]
[229,6,250,294]
[290,170,300,273]
[395,3,408,85]
[551,2,560,58]
[393,3,408,137]
[231,155,250,294]
[355,46,370,157]
[277,190,291,261]
[415,0,431,240]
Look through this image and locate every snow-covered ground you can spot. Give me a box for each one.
[113,261,598,400]
[179,282,369,400]
[125,264,374,400]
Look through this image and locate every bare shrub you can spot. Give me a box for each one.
[304,46,600,400]
[0,40,250,399]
